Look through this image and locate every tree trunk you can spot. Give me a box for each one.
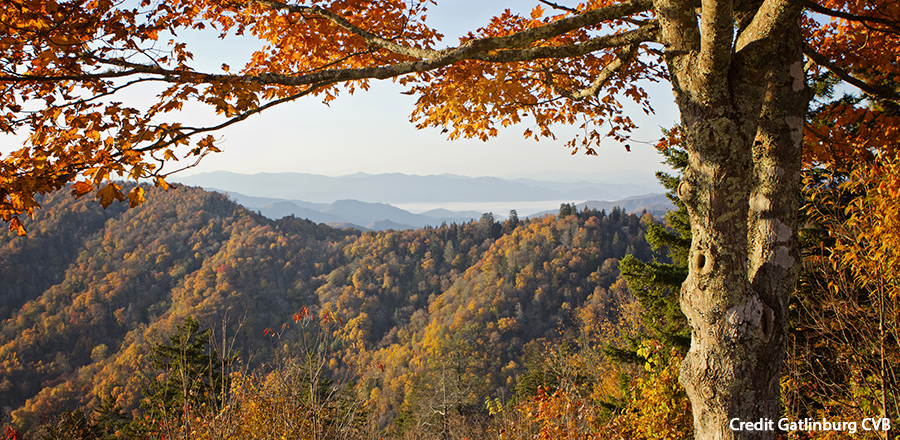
[655,0,810,437]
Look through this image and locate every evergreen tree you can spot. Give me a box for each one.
[141,317,233,423]
[558,203,577,219]
[616,142,691,362]
[93,396,131,438]
[504,209,520,234]
[39,409,103,440]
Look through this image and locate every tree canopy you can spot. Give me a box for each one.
[3,0,900,438]
[1,0,891,233]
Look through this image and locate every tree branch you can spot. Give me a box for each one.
[131,83,328,155]
[803,45,900,104]
[250,0,444,60]
[735,0,804,53]
[253,0,653,60]
[698,0,734,78]
[801,0,900,32]
[654,0,701,55]
[469,25,658,63]
[560,44,641,100]
[0,67,147,83]
[96,23,657,89]
[11,0,655,91]
[537,0,579,13]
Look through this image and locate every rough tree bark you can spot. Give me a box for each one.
[655,0,810,437]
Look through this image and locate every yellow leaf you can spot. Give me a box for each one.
[9,217,26,236]
[155,177,170,191]
[96,183,123,208]
[126,186,145,207]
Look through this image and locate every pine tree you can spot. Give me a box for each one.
[504,210,520,234]
[39,409,103,440]
[141,317,233,424]
[616,143,691,362]
[558,203,577,219]
[93,396,130,438]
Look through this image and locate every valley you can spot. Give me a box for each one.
[0,183,667,437]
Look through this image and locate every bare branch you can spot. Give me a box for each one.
[803,45,900,104]
[801,0,900,32]
[537,0,579,13]
[132,83,328,155]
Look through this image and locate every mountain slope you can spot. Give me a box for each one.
[0,186,663,434]
[258,201,346,224]
[529,193,675,219]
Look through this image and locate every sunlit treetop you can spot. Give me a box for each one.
[1,0,898,234]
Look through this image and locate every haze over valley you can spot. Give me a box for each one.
[174,171,672,230]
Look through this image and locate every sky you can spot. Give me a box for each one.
[2,1,680,182]
[171,78,678,181]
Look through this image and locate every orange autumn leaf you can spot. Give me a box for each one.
[0,0,894,247]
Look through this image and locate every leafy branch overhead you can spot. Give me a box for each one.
[0,0,890,234]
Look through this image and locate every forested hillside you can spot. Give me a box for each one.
[0,185,660,436]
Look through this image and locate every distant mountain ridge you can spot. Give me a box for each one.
[530,193,675,219]
[174,171,663,204]
[215,190,484,230]
[580,194,675,215]
[208,189,674,231]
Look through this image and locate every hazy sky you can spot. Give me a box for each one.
[3,1,680,181]
[174,78,678,180]
[178,0,679,179]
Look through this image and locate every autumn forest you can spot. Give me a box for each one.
[0,176,660,438]
[0,145,896,439]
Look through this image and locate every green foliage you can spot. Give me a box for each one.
[507,210,519,227]
[39,408,104,440]
[36,397,130,440]
[142,317,233,423]
[616,256,689,355]
[92,396,131,437]
[558,203,577,219]
[617,145,691,362]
